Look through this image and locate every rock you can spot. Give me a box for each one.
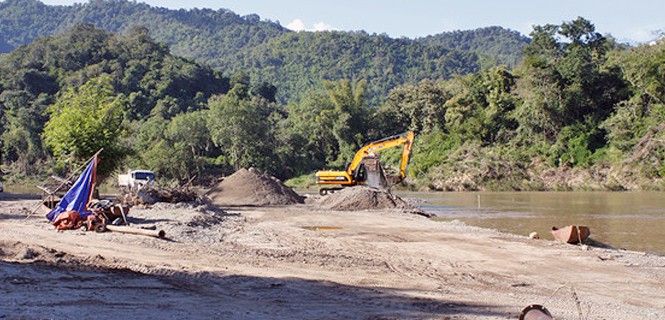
[136,189,159,205]
[15,248,39,260]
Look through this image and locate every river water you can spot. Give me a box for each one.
[409,192,665,256]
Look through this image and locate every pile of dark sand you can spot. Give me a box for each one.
[208,168,304,206]
[319,186,427,215]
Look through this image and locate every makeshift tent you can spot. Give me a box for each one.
[46,155,98,222]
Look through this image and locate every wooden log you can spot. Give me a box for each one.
[36,185,54,194]
[50,175,70,184]
[105,225,165,238]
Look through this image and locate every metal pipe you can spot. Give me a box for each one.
[105,225,165,238]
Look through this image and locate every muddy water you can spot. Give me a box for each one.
[409,192,665,256]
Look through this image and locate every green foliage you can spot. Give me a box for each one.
[514,17,628,141]
[244,30,481,105]
[370,18,662,190]
[275,79,373,175]
[600,40,665,181]
[0,0,528,104]
[276,91,338,175]
[418,26,530,67]
[207,84,281,174]
[284,173,316,189]
[0,24,228,177]
[323,79,370,164]
[409,130,461,178]
[0,14,664,191]
[133,111,216,182]
[444,66,518,143]
[378,80,450,133]
[43,75,126,178]
[548,122,606,167]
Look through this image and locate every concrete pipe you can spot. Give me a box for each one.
[519,304,553,320]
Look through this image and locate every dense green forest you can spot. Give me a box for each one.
[0,25,232,180]
[380,18,665,191]
[0,0,529,103]
[0,11,663,191]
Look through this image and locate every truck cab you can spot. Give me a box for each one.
[118,170,155,190]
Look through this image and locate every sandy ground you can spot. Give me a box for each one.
[1,194,665,319]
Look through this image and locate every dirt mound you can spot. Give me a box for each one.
[128,202,241,243]
[208,168,303,206]
[319,186,427,215]
[0,240,106,266]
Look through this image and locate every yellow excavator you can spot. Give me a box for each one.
[315,131,415,195]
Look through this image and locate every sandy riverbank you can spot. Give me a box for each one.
[1,195,664,319]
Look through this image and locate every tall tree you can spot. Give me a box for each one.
[323,79,370,165]
[207,83,280,174]
[42,75,127,178]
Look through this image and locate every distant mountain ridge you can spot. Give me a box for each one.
[0,0,530,102]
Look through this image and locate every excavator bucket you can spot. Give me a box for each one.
[362,157,389,190]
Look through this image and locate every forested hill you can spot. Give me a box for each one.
[0,25,231,175]
[417,27,530,67]
[0,0,529,102]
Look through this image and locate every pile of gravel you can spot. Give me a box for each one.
[208,168,304,206]
[319,186,424,214]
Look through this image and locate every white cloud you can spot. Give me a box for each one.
[286,19,306,32]
[285,19,335,32]
[312,22,334,32]
[604,26,662,44]
[622,28,656,43]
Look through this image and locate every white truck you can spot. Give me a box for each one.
[118,170,155,190]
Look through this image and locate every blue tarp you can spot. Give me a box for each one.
[46,156,98,222]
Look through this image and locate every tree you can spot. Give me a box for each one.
[323,79,370,165]
[43,75,127,179]
[207,84,280,174]
[0,24,229,176]
[514,17,626,143]
[378,80,449,134]
[276,90,338,175]
[163,110,215,180]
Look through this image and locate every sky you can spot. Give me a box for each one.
[40,0,665,43]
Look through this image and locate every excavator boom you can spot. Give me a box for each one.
[315,131,415,194]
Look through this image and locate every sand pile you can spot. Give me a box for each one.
[208,168,304,206]
[319,186,425,214]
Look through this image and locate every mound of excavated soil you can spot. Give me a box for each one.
[319,186,426,215]
[129,202,239,243]
[208,168,303,206]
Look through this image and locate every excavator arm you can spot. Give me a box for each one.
[315,131,415,194]
[397,131,415,182]
[345,131,415,180]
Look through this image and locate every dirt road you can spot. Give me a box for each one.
[1,195,664,319]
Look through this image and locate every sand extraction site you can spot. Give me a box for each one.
[1,169,665,319]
